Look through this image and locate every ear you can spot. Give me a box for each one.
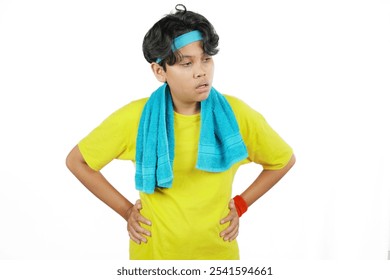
[150,63,167,83]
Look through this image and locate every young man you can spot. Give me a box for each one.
[66,4,295,260]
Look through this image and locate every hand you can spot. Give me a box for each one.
[126,199,152,244]
[219,199,239,242]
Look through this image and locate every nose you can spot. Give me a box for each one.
[195,72,206,78]
[193,63,206,79]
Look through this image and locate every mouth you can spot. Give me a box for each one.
[196,81,210,90]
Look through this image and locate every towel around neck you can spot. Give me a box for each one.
[135,83,248,194]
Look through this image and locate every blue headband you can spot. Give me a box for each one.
[155,30,203,64]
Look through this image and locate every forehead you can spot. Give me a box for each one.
[176,41,205,58]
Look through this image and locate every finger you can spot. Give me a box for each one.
[135,199,143,210]
[220,218,238,238]
[128,221,150,243]
[127,200,152,242]
[128,232,149,245]
[137,213,152,226]
[225,227,239,242]
[220,199,238,224]
[229,199,239,216]
[221,222,239,241]
[221,226,238,241]
[229,199,236,210]
[127,225,142,243]
[128,227,146,244]
[128,232,141,244]
[131,220,151,236]
[133,200,152,226]
[222,223,239,241]
[128,213,152,238]
[220,214,239,236]
[220,209,238,224]
[220,213,233,225]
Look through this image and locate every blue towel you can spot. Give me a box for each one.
[135,83,248,194]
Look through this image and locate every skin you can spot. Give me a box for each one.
[66,40,296,246]
[152,41,214,115]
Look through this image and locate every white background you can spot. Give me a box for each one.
[0,0,389,261]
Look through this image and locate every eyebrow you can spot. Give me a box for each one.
[179,52,208,59]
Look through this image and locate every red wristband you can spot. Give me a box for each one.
[233,195,248,217]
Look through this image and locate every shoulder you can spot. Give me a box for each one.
[222,94,246,107]
[91,97,149,133]
[223,94,265,121]
[115,97,149,116]
[107,97,149,122]
[129,97,149,109]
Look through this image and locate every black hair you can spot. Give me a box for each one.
[142,4,219,69]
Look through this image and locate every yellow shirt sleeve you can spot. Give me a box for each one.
[225,95,293,170]
[78,98,148,171]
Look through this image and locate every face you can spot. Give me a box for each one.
[161,41,214,115]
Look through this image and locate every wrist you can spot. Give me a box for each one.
[233,195,248,217]
[123,204,134,221]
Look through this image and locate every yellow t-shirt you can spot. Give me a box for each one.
[78,95,293,260]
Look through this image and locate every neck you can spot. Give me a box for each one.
[173,102,200,115]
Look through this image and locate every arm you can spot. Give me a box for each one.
[241,154,296,207]
[220,154,296,241]
[65,145,151,244]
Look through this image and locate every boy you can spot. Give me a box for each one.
[66,4,295,260]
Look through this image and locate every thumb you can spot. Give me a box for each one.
[229,199,236,210]
[135,199,143,211]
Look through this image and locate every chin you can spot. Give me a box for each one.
[197,90,211,101]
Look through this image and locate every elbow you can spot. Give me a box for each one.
[290,154,296,166]
[280,153,295,173]
[66,145,81,173]
[66,145,94,175]
[287,154,296,170]
[65,149,75,172]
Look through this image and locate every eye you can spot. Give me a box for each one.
[180,61,192,67]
